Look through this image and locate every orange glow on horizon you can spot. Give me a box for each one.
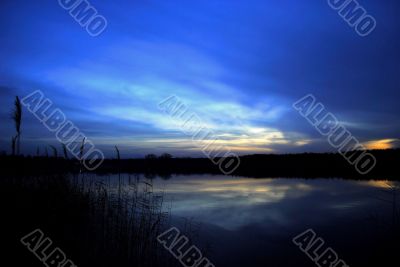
[363,139,397,150]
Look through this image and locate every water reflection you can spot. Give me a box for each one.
[149,176,395,230]
[98,174,399,267]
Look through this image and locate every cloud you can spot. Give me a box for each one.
[363,138,400,150]
[0,0,399,156]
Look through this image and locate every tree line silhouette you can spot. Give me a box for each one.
[2,149,399,179]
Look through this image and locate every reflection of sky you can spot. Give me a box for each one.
[136,175,398,231]
[158,177,312,229]
[96,174,399,267]
[1,1,400,156]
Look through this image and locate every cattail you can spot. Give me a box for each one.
[11,96,22,155]
[79,137,86,161]
[115,145,120,161]
[11,136,16,156]
[79,137,86,173]
[115,145,121,202]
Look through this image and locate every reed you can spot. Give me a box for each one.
[115,145,121,161]
[62,143,69,159]
[79,137,86,173]
[11,96,22,155]
[2,95,183,267]
[11,136,16,156]
[49,145,58,158]
[69,172,171,266]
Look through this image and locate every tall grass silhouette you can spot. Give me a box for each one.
[49,145,58,158]
[62,143,69,159]
[2,96,174,267]
[11,96,22,155]
[11,136,16,156]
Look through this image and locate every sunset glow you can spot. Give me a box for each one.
[363,139,398,150]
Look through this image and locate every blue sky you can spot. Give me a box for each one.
[0,0,399,157]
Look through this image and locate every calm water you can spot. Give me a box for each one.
[99,174,399,267]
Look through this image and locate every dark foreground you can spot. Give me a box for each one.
[0,171,182,267]
[1,152,399,267]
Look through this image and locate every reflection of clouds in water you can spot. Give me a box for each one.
[150,176,392,231]
[161,177,313,205]
[330,201,367,210]
[98,174,393,231]
[94,174,399,267]
[151,176,320,230]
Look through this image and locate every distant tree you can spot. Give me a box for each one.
[159,173,172,180]
[159,153,173,159]
[145,154,157,160]
[144,172,156,179]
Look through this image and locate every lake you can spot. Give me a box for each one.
[96,174,399,267]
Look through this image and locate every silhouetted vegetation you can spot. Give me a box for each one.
[2,95,177,266]
[11,96,22,155]
[2,149,398,179]
[0,170,176,267]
